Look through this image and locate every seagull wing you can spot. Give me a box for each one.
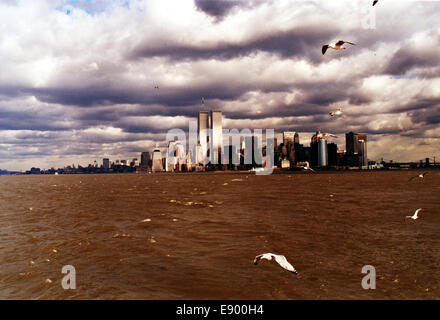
[414,208,422,219]
[322,45,329,55]
[373,0,378,6]
[344,41,356,46]
[422,172,428,177]
[273,255,297,274]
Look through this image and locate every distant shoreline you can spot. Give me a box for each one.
[1,167,439,176]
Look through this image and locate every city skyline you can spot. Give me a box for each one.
[0,1,439,171]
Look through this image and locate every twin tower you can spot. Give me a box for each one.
[197,110,222,164]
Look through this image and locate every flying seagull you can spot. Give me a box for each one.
[322,40,356,55]
[317,132,338,139]
[253,253,297,274]
[373,0,379,6]
[301,166,315,172]
[406,208,422,220]
[409,172,428,181]
[329,108,343,117]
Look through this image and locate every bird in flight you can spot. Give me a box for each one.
[301,166,315,172]
[409,172,428,181]
[373,0,379,6]
[322,40,356,55]
[406,208,422,220]
[317,132,338,139]
[253,253,297,274]
[329,108,343,117]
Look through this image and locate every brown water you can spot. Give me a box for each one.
[0,171,439,299]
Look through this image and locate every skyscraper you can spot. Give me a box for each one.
[283,131,296,163]
[327,143,338,166]
[198,111,210,162]
[102,158,110,169]
[346,132,368,167]
[294,132,300,144]
[140,152,151,167]
[346,132,359,155]
[210,110,222,164]
[357,133,368,167]
[318,139,327,166]
[152,149,163,172]
[283,131,295,145]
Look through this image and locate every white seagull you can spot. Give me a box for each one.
[317,132,338,139]
[329,108,343,117]
[406,208,422,220]
[322,40,356,55]
[254,253,297,274]
[409,172,428,181]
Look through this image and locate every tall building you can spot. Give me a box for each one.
[283,131,295,145]
[346,132,359,155]
[294,132,300,144]
[346,132,368,167]
[166,140,177,172]
[310,134,319,167]
[357,133,368,167]
[140,152,151,167]
[210,110,222,164]
[198,111,210,162]
[283,131,296,163]
[327,143,338,166]
[318,139,327,166]
[358,138,367,167]
[102,158,110,169]
[152,149,163,172]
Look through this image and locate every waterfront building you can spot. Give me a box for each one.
[346,132,368,167]
[210,110,223,165]
[318,139,327,166]
[140,152,151,167]
[152,149,163,172]
[198,111,210,162]
[102,158,110,169]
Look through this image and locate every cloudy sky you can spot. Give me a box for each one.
[0,0,439,170]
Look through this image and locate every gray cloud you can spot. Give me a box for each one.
[194,0,268,21]
[131,26,339,63]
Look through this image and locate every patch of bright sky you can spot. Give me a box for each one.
[56,0,131,15]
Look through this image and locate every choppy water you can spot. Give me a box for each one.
[0,171,439,299]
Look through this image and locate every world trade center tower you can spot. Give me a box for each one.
[210,110,223,165]
[198,111,210,163]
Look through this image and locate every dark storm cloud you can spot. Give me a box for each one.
[0,110,71,131]
[10,82,250,109]
[131,26,339,63]
[384,47,440,76]
[382,31,440,76]
[406,102,440,126]
[194,0,239,19]
[194,0,267,20]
